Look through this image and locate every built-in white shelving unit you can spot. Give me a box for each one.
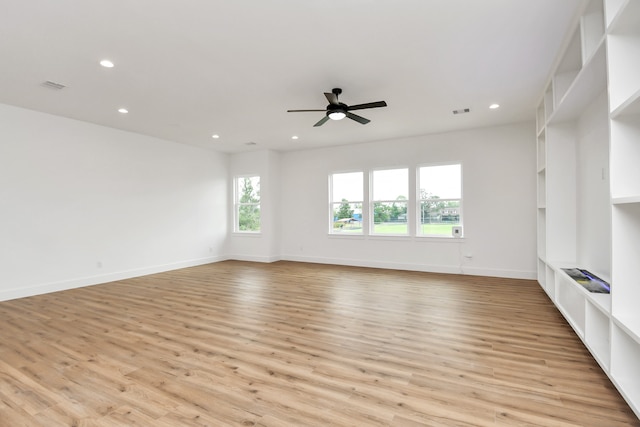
[536,0,640,419]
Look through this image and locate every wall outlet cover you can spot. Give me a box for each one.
[452,226,462,237]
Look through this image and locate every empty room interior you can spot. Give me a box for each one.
[2,0,640,425]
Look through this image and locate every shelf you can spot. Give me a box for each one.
[611,203,640,339]
[613,315,640,345]
[607,0,640,113]
[537,258,547,290]
[611,324,640,418]
[612,195,640,205]
[537,103,546,134]
[544,85,554,121]
[581,0,605,63]
[546,264,556,300]
[585,301,611,370]
[608,0,640,35]
[605,0,627,29]
[549,40,607,123]
[556,271,586,338]
[537,133,546,171]
[611,87,640,118]
[610,116,640,199]
[537,170,546,208]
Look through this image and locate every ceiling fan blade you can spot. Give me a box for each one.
[324,92,339,105]
[287,109,327,112]
[313,115,330,127]
[346,112,370,125]
[347,101,387,111]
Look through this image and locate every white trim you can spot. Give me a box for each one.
[280,254,536,280]
[0,256,227,302]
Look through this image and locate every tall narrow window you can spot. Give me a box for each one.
[371,168,408,235]
[235,176,260,232]
[418,164,462,237]
[330,171,363,234]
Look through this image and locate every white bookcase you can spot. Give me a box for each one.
[536,0,640,419]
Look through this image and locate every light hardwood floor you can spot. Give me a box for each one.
[0,261,638,426]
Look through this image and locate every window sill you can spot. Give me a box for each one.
[232,232,262,237]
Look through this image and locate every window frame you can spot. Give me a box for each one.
[370,167,410,236]
[328,170,365,235]
[416,162,463,238]
[234,174,261,234]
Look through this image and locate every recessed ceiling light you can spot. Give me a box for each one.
[291,135,299,140]
[118,108,128,114]
[489,103,500,109]
[100,59,114,68]
[211,134,220,139]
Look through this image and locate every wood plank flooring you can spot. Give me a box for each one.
[0,260,638,426]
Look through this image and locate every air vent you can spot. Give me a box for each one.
[452,108,470,115]
[42,81,66,90]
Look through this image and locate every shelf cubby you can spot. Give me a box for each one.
[611,202,640,341]
[549,40,607,124]
[553,29,582,108]
[586,300,611,369]
[581,0,605,63]
[607,0,640,113]
[544,85,554,122]
[611,323,640,417]
[545,264,556,300]
[556,271,586,338]
[537,171,546,208]
[610,114,640,200]
[537,131,546,171]
[537,208,546,261]
[537,101,546,134]
[537,258,547,289]
[605,0,627,29]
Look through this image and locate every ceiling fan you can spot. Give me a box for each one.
[287,88,387,127]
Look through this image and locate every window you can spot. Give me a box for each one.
[418,164,461,237]
[235,176,260,232]
[371,168,408,235]
[330,172,363,234]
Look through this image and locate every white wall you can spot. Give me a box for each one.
[227,150,282,262]
[279,122,537,279]
[0,103,228,301]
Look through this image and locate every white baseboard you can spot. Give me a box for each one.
[2,254,536,302]
[226,254,282,263]
[279,254,536,280]
[0,255,227,302]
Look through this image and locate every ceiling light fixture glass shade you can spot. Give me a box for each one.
[328,111,346,120]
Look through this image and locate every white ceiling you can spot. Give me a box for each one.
[0,0,583,153]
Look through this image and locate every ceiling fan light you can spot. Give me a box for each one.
[328,111,346,120]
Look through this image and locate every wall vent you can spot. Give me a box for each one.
[42,80,66,90]
[452,108,470,115]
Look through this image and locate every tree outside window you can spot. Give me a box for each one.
[236,176,260,232]
[371,168,408,235]
[330,172,363,234]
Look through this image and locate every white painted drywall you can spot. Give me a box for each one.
[0,103,228,301]
[227,149,282,262]
[278,122,537,279]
